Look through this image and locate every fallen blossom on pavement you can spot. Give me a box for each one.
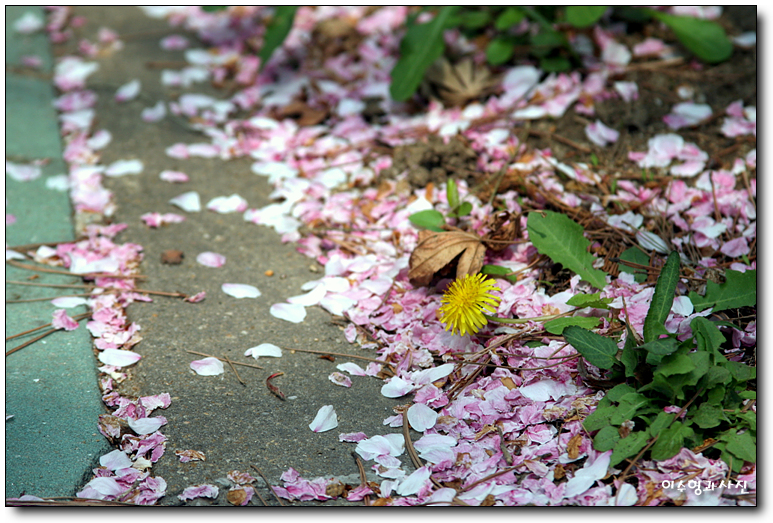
[115,79,140,102]
[98,349,141,368]
[159,170,189,183]
[309,405,338,433]
[169,191,201,212]
[178,484,219,502]
[190,357,224,376]
[221,283,260,299]
[51,309,79,331]
[140,212,185,227]
[196,251,225,268]
[269,302,306,323]
[244,343,282,359]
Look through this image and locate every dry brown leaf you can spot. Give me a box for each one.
[567,434,583,460]
[423,57,499,107]
[226,486,250,506]
[408,229,486,287]
[483,211,520,251]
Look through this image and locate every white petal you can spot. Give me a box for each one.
[99,449,133,471]
[309,405,338,432]
[287,283,327,306]
[411,363,454,386]
[407,403,438,432]
[396,466,431,496]
[381,376,414,398]
[127,416,167,435]
[105,159,143,177]
[244,343,282,359]
[169,191,201,212]
[159,170,189,183]
[564,451,611,498]
[206,194,248,213]
[98,349,141,367]
[221,283,260,299]
[196,252,226,268]
[85,476,124,497]
[50,296,88,308]
[336,362,367,376]
[190,357,224,376]
[115,79,141,102]
[269,303,306,323]
[328,372,352,388]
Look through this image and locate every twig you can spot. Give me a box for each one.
[5,292,96,303]
[528,129,592,154]
[6,312,91,341]
[6,259,146,279]
[351,452,371,506]
[250,465,285,507]
[282,346,390,365]
[6,280,97,290]
[184,350,264,370]
[224,355,245,386]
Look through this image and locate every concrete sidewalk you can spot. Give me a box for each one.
[5,5,110,499]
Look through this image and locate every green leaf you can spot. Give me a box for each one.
[544,316,600,335]
[563,326,619,370]
[606,383,638,403]
[565,6,609,28]
[723,361,756,383]
[689,270,756,313]
[618,247,650,284]
[566,292,612,310]
[258,6,299,70]
[700,366,731,389]
[610,392,651,424]
[539,56,572,73]
[390,6,458,102]
[639,337,678,356]
[610,430,650,467]
[201,6,228,13]
[495,7,525,30]
[446,179,459,210]
[691,316,728,364]
[460,9,491,29]
[583,405,617,432]
[529,30,567,55]
[692,402,725,429]
[724,430,756,463]
[486,37,515,66]
[650,421,693,461]
[648,10,733,63]
[649,411,676,438]
[593,425,620,452]
[408,210,445,232]
[643,251,680,343]
[481,264,518,283]
[455,201,473,217]
[655,353,695,377]
[526,211,608,289]
[736,411,756,431]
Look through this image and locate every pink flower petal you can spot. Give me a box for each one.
[269,303,306,323]
[328,372,352,388]
[142,101,166,122]
[160,34,189,50]
[585,120,620,147]
[115,79,141,102]
[159,170,189,183]
[178,484,219,502]
[196,252,225,268]
[105,159,143,177]
[309,405,338,432]
[98,349,141,368]
[184,291,207,303]
[52,309,80,331]
[396,466,431,496]
[190,357,224,376]
[719,237,750,258]
[381,376,415,398]
[169,191,201,212]
[336,362,368,376]
[14,11,44,33]
[128,416,167,435]
[222,283,261,299]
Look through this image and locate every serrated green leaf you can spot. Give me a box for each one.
[724,430,756,463]
[643,251,680,343]
[563,326,619,370]
[618,247,650,284]
[258,6,299,70]
[655,353,695,377]
[583,405,617,432]
[649,411,676,438]
[689,270,756,313]
[495,6,525,30]
[390,6,458,102]
[527,211,608,289]
[565,6,609,28]
[639,337,678,356]
[736,411,756,431]
[610,430,650,467]
[691,402,725,429]
[648,10,733,63]
[566,292,612,309]
[593,425,620,452]
[408,209,445,232]
[650,421,693,461]
[544,316,600,335]
[486,37,515,66]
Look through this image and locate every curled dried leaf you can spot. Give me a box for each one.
[482,211,520,251]
[423,57,499,107]
[408,229,486,287]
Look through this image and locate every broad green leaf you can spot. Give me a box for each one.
[639,337,678,356]
[736,411,756,431]
[692,402,725,429]
[258,6,299,70]
[649,411,675,438]
[593,425,620,452]
[583,405,617,432]
[648,10,733,63]
[699,366,732,390]
[527,211,608,289]
[539,56,572,73]
[481,264,518,283]
[620,324,640,378]
[724,429,756,463]
[408,210,445,232]
[738,391,756,400]
[486,37,515,66]
[689,270,756,313]
[563,326,619,370]
[544,316,600,335]
[610,430,650,467]
[685,350,711,386]
[446,179,459,210]
[566,292,612,310]
[495,7,525,30]
[460,9,491,29]
[529,30,567,56]
[606,383,638,403]
[390,6,458,101]
[650,422,693,461]
[643,251,680,343]
[610,392,651,424]
[565,6,609,28]
[691,316,727,364]
[618,247,650,284]
[201,6,228,12]
[655,353,695,377]
[454,201,473,217]
[723,361,756,383]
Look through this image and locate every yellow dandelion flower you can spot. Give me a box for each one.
[438,273,501,336]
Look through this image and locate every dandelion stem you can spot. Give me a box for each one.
[483,312,565,324]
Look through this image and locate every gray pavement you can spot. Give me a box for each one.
[5,5,111,499]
